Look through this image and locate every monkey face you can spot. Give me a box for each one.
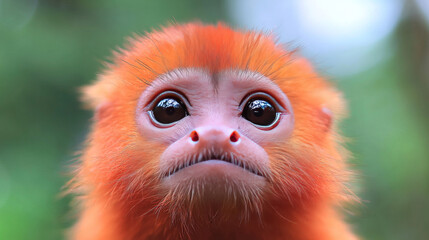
[73,24,353,239]
[135,68,294,206]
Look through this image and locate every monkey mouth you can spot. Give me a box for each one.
[164,150,265,177]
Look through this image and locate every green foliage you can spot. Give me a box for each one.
[340,54,429,239]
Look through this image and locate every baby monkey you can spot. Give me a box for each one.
[69,23,358,240]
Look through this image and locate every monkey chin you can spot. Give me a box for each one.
[159,160,267,221]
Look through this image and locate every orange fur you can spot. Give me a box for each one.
[69,22,357,240]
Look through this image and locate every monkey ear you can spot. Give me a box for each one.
[80,77,117,122]
[80,74,116,111]
[318,106,333,132]
[318,89,347,133]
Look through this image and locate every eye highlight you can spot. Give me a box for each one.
[148,91,189,127]
[241,92,282,129]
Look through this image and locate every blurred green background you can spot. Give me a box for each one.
[0,0,428,239]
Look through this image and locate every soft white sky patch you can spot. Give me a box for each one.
[228,0,403,77]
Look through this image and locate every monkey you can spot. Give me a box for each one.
[68,22,358,240]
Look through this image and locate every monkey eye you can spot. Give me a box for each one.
[241,93,282,129]
[148,91,189,127]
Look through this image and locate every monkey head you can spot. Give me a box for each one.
[75,23,352,235]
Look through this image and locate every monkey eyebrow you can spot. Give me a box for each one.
[148,68,210,86]
[139,68,219,100]
[140,68,284,105]
[147,67,274,91]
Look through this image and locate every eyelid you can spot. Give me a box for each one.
[238,92,285,113]
[146,90,191,110]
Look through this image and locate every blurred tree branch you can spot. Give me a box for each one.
[396,0,429,124]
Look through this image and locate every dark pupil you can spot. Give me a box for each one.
[243,99,276,126]
[152,98,187,124]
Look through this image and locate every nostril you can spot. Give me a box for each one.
[190,130,199,142]
[229,131,240,143]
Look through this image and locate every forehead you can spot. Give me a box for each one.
[118,24,293,88]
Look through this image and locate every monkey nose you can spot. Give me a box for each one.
[189,127,241,146]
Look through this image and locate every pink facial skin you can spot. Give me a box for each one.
[136,68,294,191]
